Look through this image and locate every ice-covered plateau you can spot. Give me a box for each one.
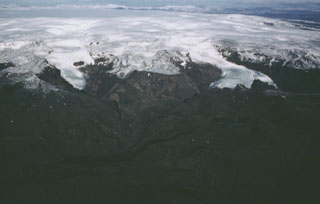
[0,13,319,90]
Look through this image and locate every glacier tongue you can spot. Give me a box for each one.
[0,12,319,90]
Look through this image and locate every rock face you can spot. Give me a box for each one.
[73,61,85,67]
[0,62,320,204]
[83,62,221,114]
[218,47,320,93]
[36,66,76,91]
[0,62,14,71]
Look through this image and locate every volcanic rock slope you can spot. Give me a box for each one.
[0,60,320,204]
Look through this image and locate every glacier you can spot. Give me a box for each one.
[0,9,319,90]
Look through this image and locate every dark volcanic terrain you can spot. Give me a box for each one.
[0,61,319,204]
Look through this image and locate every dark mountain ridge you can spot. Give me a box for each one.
[0,60,319,203]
